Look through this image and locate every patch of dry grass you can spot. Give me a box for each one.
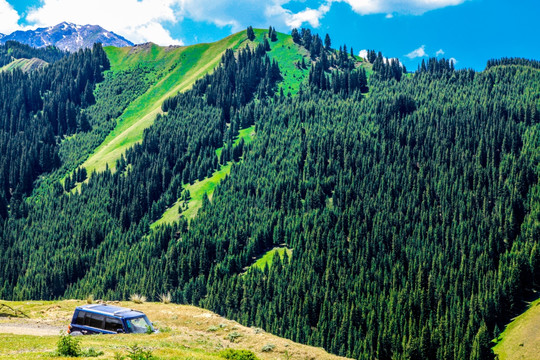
[129,294,147,304]
[0,300,350,360]
[158,293,171,304]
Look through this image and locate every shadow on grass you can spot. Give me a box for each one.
[0,303,29,318]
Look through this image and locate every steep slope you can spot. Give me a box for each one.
[493,296,540,359]
[80,36,244,176]
[0,57,48,72]
[80,29,308,177]
[0,300,349,360]
[1,22,133,51]
[0,40,66,68]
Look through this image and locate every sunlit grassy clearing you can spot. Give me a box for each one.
[264,31,309,96]
[492,297,540,360]
[151,162,233,229]
[250,247,293,271]
[0,57,47,72]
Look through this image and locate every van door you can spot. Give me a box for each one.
[104,316,124,333]
[84,312,105,334]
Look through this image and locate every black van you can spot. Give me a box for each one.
[68,304,155,335]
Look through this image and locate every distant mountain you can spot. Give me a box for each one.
[0,34,4,40]
[0,22,133,51]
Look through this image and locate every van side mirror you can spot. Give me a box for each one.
[117,328,125,334]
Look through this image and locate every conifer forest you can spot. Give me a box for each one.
[1,27,540,360]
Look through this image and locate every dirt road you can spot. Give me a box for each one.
[0,322,63,336]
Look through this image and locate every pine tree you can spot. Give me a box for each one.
[470,322,493,360]
[246,26,255,41]
[291,28,301,44]
[324,33,331,50]
[270,27,278,42]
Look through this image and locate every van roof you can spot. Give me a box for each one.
[77,304,145,319]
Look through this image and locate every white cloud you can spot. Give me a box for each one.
[21,0,334,45]
[449,57,457,64]
[436,48,445,56]
[359,49,368,59]
[176,0,469,35]
[177,0,330,32]
[26,0,183,45]
[0,0,22,34]
[385,13,394,18]
[19,0,470,46]
[359,49,403,66]
[283,4,331,28]
[334,0,467,15]
[405,45,427,59]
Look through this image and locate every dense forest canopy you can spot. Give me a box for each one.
[1,29,540,360]
[0,43,108,215]
[0,41,66,67]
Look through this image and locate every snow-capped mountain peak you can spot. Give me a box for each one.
[0,23,133,52]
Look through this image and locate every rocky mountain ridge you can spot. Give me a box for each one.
[0,22,133,51]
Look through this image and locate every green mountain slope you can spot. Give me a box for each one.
[80,29,308,176]
[82,35,246,175]
[151,125,255,228]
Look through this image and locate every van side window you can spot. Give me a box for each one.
[86,313,105,329]
[75,311,86,325]
[104,317,123,332]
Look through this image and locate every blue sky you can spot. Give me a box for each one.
[1,0,538,70]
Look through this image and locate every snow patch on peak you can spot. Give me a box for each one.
[1,22,134,51]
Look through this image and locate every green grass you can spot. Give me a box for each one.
[492,297,540,360]
[236,125,256,146]
[81,32,250,175]
[264,32,310,96]
[216,125,256,158]
[250,248,293,271]
[153,125,256,228]
[74,30,306,179]
[152,162,232,228]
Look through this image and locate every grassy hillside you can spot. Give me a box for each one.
[80,29,307,177]
[264,32,309,96]
[0,300,348,360]
[81,34,248,175]
[493,297,540,360]
[0,57,47,72]
[151,162,232,228]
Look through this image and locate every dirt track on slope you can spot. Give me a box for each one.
[0,321,63,336]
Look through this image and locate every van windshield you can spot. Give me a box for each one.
[125,316,152,333]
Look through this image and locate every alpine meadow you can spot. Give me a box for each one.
[0,21,539,360]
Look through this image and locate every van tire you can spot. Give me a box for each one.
[70,331,83,336]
